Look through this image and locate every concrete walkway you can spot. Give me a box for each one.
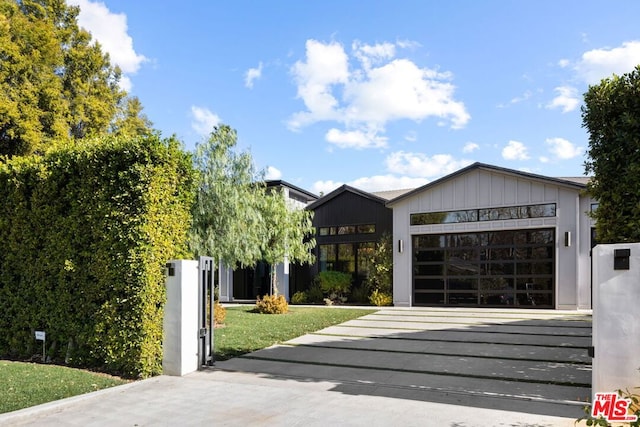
[0,307,592,426]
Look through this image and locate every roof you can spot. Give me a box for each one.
[306,184,388,210]
[386,162,589,206]
[371,188,414,201]
[557,176,591,185]
[265,180,318,203]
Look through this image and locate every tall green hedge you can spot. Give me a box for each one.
[0,135,195,378]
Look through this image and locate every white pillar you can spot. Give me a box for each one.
[592,243,640,396]
[163,260,199,376]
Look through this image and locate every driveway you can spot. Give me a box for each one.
[1,307,591,426]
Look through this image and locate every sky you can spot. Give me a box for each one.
[66,0,640,195]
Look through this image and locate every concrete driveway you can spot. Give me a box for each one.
[1,307,591,426]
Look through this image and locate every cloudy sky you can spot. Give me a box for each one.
[67,0,640,195]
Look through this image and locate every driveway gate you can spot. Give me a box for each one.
[198,256,215,368]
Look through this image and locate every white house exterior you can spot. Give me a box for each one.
[388,163,594,310]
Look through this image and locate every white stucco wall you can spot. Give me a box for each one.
[390,167,591,309]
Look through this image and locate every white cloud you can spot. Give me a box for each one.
[312,174,428,194]
[558,59,570,68]
[265,166,282,180]
[68,0,146,91]
[245,62,263,88]
[349,174,428,192]
[385,151,472,178]
[312,180,344,196]
[352,40,396,70]
[288,40,349,129]
[546,86,580,113]
[325,128,387,149]
[576,40,640,84]
[190,106,221,136]
[288,39,469,147]
[502,140,529,161]
[463,142,479,153]
[545,137,583,160]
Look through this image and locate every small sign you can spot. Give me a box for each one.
[35,331,45,341]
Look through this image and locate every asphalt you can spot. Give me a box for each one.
[0,307,592,427]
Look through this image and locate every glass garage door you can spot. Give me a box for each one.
[413,229,554,308]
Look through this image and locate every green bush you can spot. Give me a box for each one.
[306,284,324,304]
[316,271,352,295]
[349,285,370,304]
[0,135,195,378]
[369,289,393,306]
[291,291,308,305]
[254,294,289,314]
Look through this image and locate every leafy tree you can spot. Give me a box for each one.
[189,124,266,267]
[363,232,393,294]
[583,65,640,243]
[110,97,155,139]
[0,0,150,157]
[260,188,316,295]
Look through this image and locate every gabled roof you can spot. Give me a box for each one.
[306,184,388,210]
[386,162,588,207]
[372,188,414,201]
[266,180,318,203]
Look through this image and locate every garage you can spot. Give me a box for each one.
[412,229,555,307]
[388,162,594,309]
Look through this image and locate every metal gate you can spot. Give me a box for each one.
[198,256,215,368]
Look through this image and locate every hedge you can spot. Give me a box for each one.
[0,135,195,378]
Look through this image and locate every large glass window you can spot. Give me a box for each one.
[319,241,376,286]
[410,203,556,226]
[413,229,554,308]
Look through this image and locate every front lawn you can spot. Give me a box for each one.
[215,306,376,360]
[0,306,374,414]
[0,361,128,414]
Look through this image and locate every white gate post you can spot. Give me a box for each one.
[163,260,199,376]
[592,243,640,397]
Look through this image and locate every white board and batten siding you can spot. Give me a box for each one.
[390,165,593,310]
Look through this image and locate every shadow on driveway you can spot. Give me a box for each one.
[214,308,592,419]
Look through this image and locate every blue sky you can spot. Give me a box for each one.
[68,0,640,195]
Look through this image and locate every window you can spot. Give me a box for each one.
[357,224,376,234]
[410,203,556,226]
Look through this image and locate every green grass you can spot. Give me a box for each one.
[215,306,377,360]
[0,306,373,414]
[0,361,128,414]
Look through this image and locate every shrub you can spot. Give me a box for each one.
[306,284,324,304]
[214,302,226,326]
[349,285,370,304]
[291,291,308,305]
[0,135,195,378]
[369,289,393,306]
[316,271,351,295]
[254,294,289,314]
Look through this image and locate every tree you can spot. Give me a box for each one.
[583,65,640,243]
[0,0,151,157]
[259,188,316,295]
[363,232,393,295]
[189,124,266,267]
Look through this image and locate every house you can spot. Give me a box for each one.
[305,185,398,290]
[387,162,594,309]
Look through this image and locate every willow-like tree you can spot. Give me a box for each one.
[190,124,266,267]
[0,0,151,157]
[260,189,315,295]
[583,65,640,243]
